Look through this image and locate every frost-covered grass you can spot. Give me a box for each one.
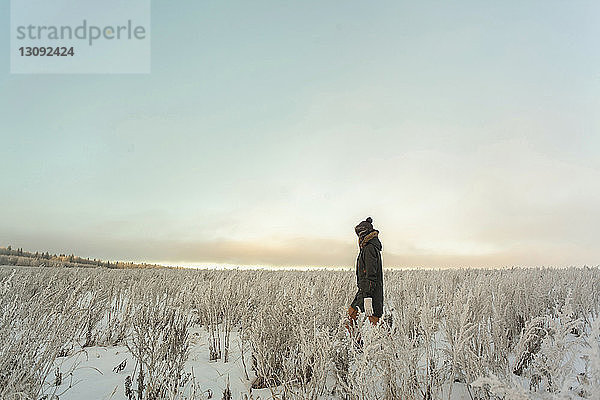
[1,265,600,399]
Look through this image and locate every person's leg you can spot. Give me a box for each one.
[345,306,358,334]
[345,306,364,348]
[347,290,363,335]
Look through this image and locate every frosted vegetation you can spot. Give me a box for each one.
[1,265,600,399]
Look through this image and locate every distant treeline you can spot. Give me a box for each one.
[0,246,164,269]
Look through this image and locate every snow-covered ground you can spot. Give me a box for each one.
[44,326,481,400]
[45,329,266,400]
[3,266,600,400]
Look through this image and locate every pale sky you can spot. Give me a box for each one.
[1,1,599,268]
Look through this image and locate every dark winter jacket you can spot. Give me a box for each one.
[351,234,384,317]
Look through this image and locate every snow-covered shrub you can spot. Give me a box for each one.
[474,296,587,399]
[127,293,191,399]
[0,268,87,399]
[576,318,600,397]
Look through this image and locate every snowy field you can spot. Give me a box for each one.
[1,265,600,400]
[43,329,267,400]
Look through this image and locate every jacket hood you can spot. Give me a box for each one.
[367,236,382,251]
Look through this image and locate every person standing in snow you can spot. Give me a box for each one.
[347,217,384,328]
